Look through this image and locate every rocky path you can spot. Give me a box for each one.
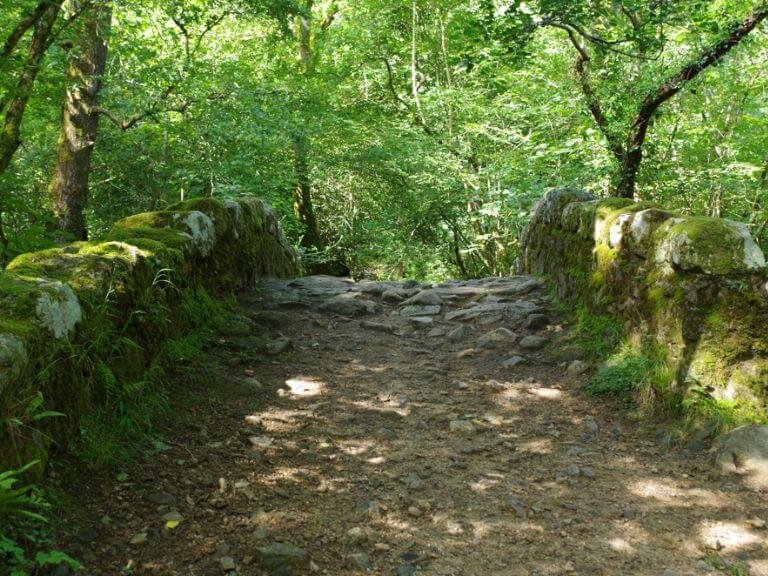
[54,276,767,576]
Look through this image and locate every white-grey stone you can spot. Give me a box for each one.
[400,305,441,317]
[477,328,517,350]
[502,355,525,369]
[518,335,547,350]
[402,290,443,306]
[319,294,378,316]
[35,282,82,339]
[566,360,589,375]
[446,325,473,343]
[713,425,768,489]
[449,420,476,435]
[181,210,215,257]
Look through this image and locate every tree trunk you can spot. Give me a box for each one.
[0,1,63,177]
[615,122,649,199]
[290,0,322,250]
[49,0,112,241]
[292,132,321,249]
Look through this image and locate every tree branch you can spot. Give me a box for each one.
[553,23,625,162]
[633,3,768,130]
[0,0,56,60]
[96,101,190,131]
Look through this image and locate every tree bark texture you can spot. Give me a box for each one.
[49,0,112,240]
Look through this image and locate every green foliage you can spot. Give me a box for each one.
[0,461,80,575]
[4,0,767,276]
[563,305,623,360]
[73,286,231,469]
[587,343,674,400]
[0,461,47,522]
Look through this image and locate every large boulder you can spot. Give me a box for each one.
[713,425,768,489]
[518,187,768,407]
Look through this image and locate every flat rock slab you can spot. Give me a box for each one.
[400,305,441,317]
[287,275,356,297]
[319,294,379,316]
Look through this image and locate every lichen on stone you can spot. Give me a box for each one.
[519,187,768,410]
[180,211,216,257]
[34,281,82,339]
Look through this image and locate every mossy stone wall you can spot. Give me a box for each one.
[0,197,298,470]
[519,188,768,407]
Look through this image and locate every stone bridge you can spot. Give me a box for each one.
[1,191,767,575]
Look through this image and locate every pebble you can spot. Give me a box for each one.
[350,552,372,571]
[502,355,525,368]
[476,327,517,350]
[449,420,477,435]
[404,473,424,490]
[518,335,547,350]
[446,325,473,343]
[407,506,422,517]
[566,360,589,375]
[129,532,148,545]
[220,557,236,571]
[583,417,600,435]
[377,427,397,440]
[162,510,183,523]
[409,316,434,328]
[345,527,367,545]
[504,495,527,518]
[249,436,274,449]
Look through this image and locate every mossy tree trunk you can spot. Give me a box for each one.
[292,132,322,249]
[0,1,63,178]
[49,0,112,241]
[289,0,334,251]
[0,1,63,266]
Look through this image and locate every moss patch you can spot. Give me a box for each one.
[0,196,298,472]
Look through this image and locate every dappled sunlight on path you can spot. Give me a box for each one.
[55,275,768,576]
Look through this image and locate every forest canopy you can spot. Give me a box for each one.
[1,0,767,279]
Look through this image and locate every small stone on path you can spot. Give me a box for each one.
[518,335,547,350]
[350,552,372,571]
[449,420,476,435]
[566,360,589,375]
[502,355,525,368]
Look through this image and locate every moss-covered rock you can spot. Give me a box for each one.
[0,197,298,471]
[519,188,768,413]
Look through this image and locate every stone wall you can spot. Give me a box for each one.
[519,188,768,407]
[0,197,298,469]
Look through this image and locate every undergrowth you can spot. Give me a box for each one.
[1,280,234,573]
[563,301,765,437]
[0,462,79,575]
[73,286,233,469]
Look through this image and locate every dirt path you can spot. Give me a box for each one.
[54,276,767,576]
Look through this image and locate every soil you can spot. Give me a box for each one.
[48,275,768,576]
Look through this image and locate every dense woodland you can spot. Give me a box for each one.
[2,2,768,573]
[2,0,768,278]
